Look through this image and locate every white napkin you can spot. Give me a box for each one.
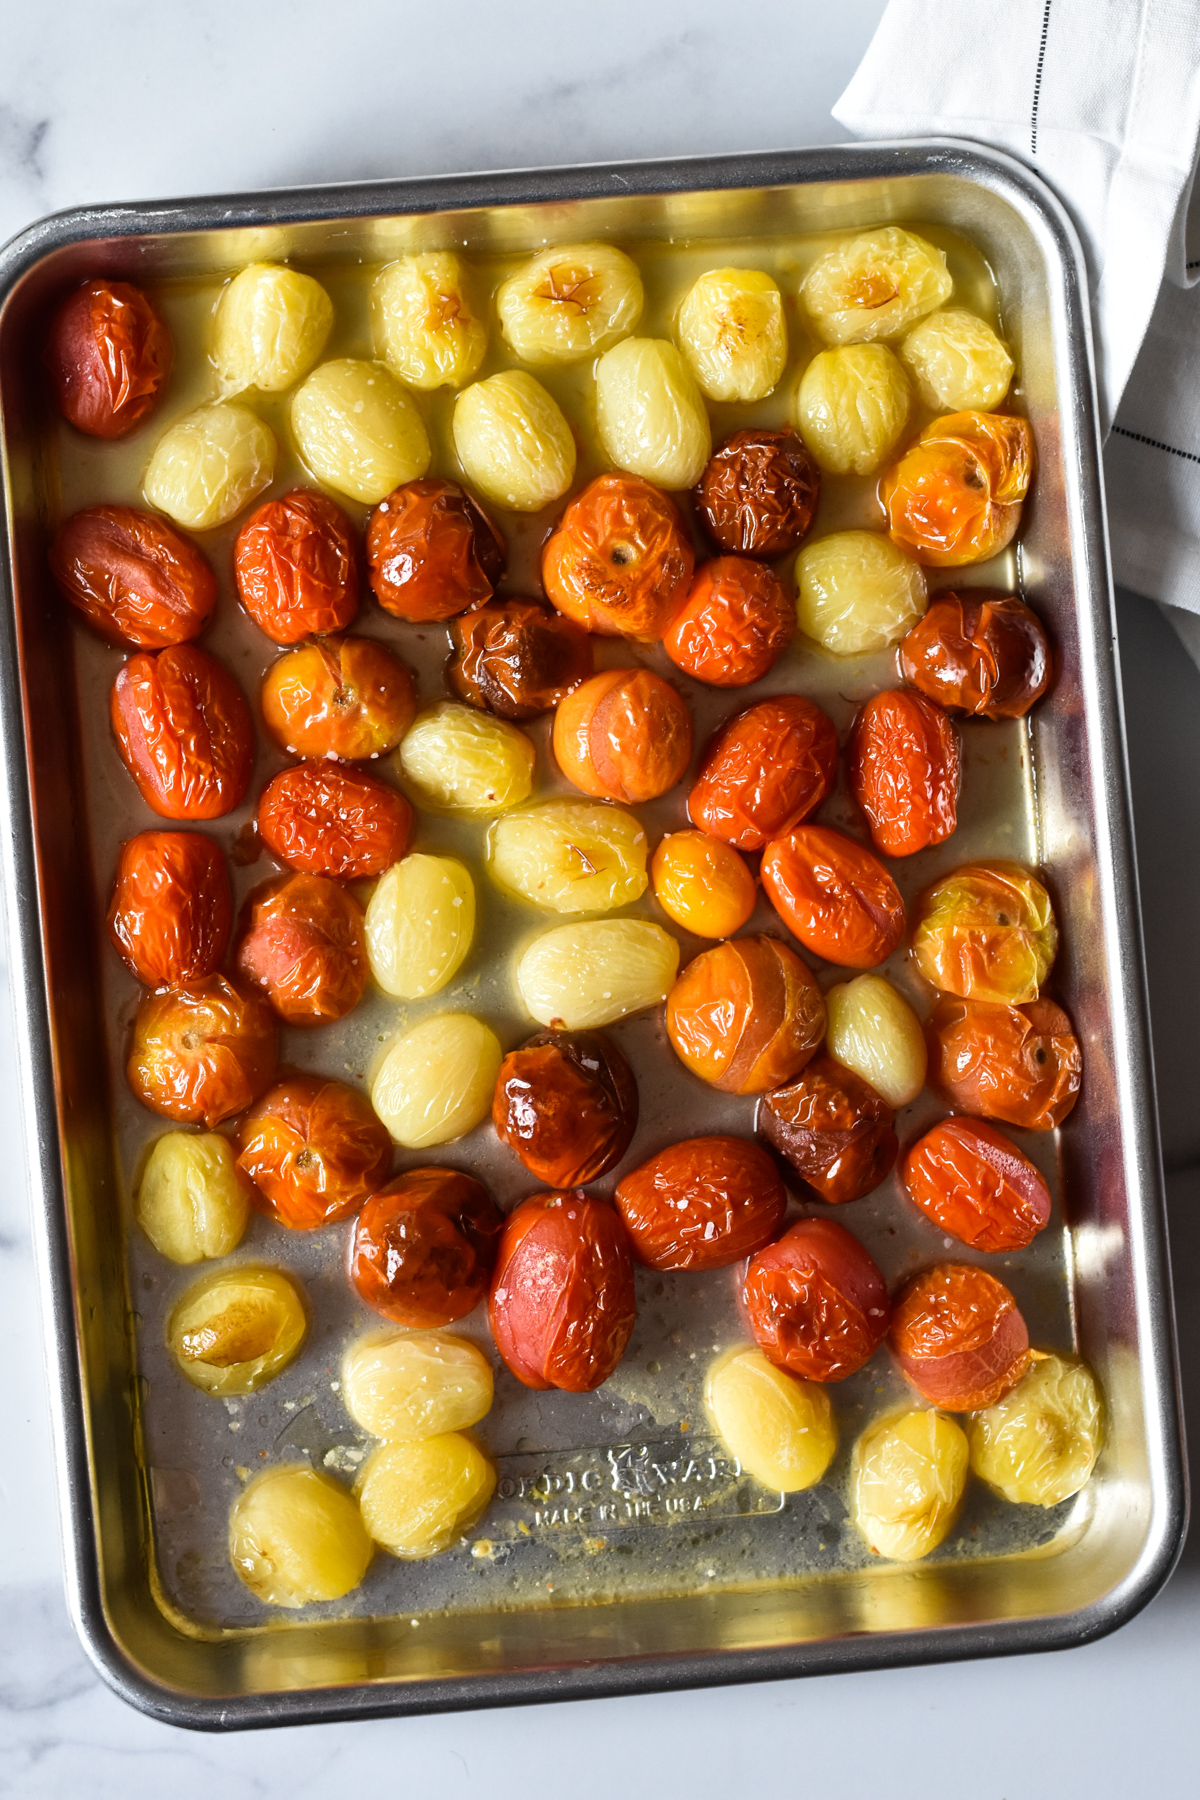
[833,0,1200,666]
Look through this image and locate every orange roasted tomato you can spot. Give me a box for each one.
[664,556,795,687]
[666,934,825,1095]
[492,1030,638,1188]
[449,599,593,720]
[688,695,838,850]
[107,829,231,987]
[541,473,694,641]
[926,994,1081,1130]
[695,428,820,557]
[848,688,960,858]
[257,762,412,879]
[761,825,905,969]
[110,644,254,820]
[890,1262,1030,1410]
[651,830,757,940]
[44,278,172,438]
[552,668,693,804]
[235,873,367,1026]
[234,488,360,644]
[881,411,1035,567]
[912,861,1058,1004]
[49,506,215,649]
[758,1053,898,1204]
[614,1135,786,1271]
[902,1116,1052,1252]
[366,478,505,622]
[237,1075,392,1230]
[260,636,417,761]
[351,1168,504,1327]
[899,590,1051,719]
[488,1190,636,1392]
[127,975,278,1126]
[744,1216,890,1382]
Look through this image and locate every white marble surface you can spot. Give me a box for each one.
[3,1,1200,1789]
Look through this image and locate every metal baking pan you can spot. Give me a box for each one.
[0,141,1185,1729]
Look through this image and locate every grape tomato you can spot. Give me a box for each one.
[758,1053,898,1205]
[235,872,367,1027]
[744,1216,891,1382]
[493,1029,638,1188]
[695,427,820,557]
[107,829,231,987]
[257,762,412,879]
[849,688,960,859]
[898,590,1051,720]
[666,934,825,1095]
[664,556,795,688]
[891,1262,1030,1411]
[350,1167,503,1327]
[688,694,838,851]
[45,277,172,438]
[615,1135,785,1271]
[761,825,905,969]
[237,1075,392,1230]
[50,505,215,649]
[901,1115,1052,1251]
[489,1191,636,1393]
[542,473,694,642]
[235,488,360,644]
[110,644,253,821]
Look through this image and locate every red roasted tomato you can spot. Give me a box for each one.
[614,1136,786,1271]
[492,1030,638,1187]
[235,872,368,1026]
[664,556,795,687]
[541,473,694,641]
[899,590,1051,719]
[256,762,412,878]
[890,1262,1030,1410]
[489,1191,636,1392]
[107,830,231,987]
[761,824,905,968]
[260,635,417,761]
[366,478,505,621]
[758,1054,898,1204]
[688,695,839,850]
[234,488,360,644]
[44,278,172,438]
[236,1075,392,1230]
[110,644,254,820]
[926,994,1082,1130]
[49,506,215,649]
[127,975,277,1126]
[743,1216,891,1381]
[350,1167,504,1327]
[901,1115,1052,1251]
[848,687,960,859]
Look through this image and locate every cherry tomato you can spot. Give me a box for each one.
[237,1075,392,1229]
[890,1262,1030,1410]
[761,825,905,969]
[107,829,231,987]
[448,599,593,720]
[666,934,825,1094]
[899,590,1051,718]
[912,861,1058,1005]
[366,478,504,621]
[688,695,838,850]
[234,487,360,644]
[552,669,693,804]
[902,1115,1052,1251]
[881,412,1035,568]
[488,1190,636,1392]
[127,975,278,1126]
[926,994,1081,1130]
[664,556,795,687]
[44,278,171,438]
[651,830,757,940]
[351,1168,504,1327]
[695,428,820,556]
[110,644,254,820]
[758,1053,898,1204]
[614,1135,785,1271]
[49,505,215,649]
[260,635,417,761]
[492,1029,638,1187]
[541,473,694,641]
[235,872,368,1026]
[744,1216,890,1381]
[257,762,412,878]
[848,688,959,858]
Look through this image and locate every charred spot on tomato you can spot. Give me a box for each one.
[448,599,593,720]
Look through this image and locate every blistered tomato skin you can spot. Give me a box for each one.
[759,1053,898,1204]
[351,1168,504,1327]
[542,474,694,642]
[899,591,1052,719]
[912,861,1058,1005]
[688,696,838,851]
[666,934,826,1095]
[492,1030,638,1187]
[237,1076,392,1229]
[553,669,693,804]
[261,636,417,761]
[651,831,756,940]
[761,825,905,969]
[902,1116,1052,1251]
[366,479,504,622]
[45,278,172,438]
[849,688,960,859]
[744,1217,891,1382]
[108,830,232,987]
[257,762,412,879]
[235,873,368,1027]
[111,645,254,821]
[614,1136,786,1271]
[50,506,215,649]
[128,976,278,1127]
[664,557,795,687]
[881,411,1035,568]
[695,428,820,558]
[234,488,360,645]
[891,1263,1030,1411]
[488,1191,636,1393]
[927,995,1081,1130]
[449,600,592,720]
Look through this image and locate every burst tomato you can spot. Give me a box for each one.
[744,1216,891,1381]
[758,1053,898,1204]
[614,1135,785,1271]
[761,824,905,968]
[44,278,172,438]
[260,635,417,761]
[110,644,254,820]
[552,668,693,804]
[49,505,215,649]
[448,599,593,720]
[541,473,694,641]
[127,975,277,1126]
[664,556,795,687]
[236,1075,392,1229]
[666,934,825,1095]
[350,1167,504,1327]
[899,590,1051,718]
[107,829,231,987]
[890,1262,1030,1410]
[688,695,838,850]
[926,994,1081,1130]
[366,478,504,621]
[848,688,960,858]
[695,428,820,557]
[912,861,1058,1005]
[489,1191,636,1392]
[881,412,1035,567]
[902,1116,1052,1251]
[235,872,368,1026]
[492,1029,638,1188]
[257,762,412,878]
[234,487,360,644]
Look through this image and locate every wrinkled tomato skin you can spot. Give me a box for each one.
[902,1116,1052,1252]
[553,669,693,804]
[237,1075,392,1230]
[881,412,1035,568]
[927,995,1081,1130]
[890,1262,1030,1410]
[449,599,593,720]
[367,479,505,622]
[489,1191,636,1392]
[664,556,795,687]
[235,873,368,1026]
[695,428,820,557]
[234,488,360,644]
[744,1216,891,1382]
[492,1030,638,1187]
[758,1054,898,1204]
[762,825,905,969]
[666,934,826,1095]
[261,635,417,760]
[49,506,215,649]
[257,762,412,878]
[688,696,838,851]
[899,591,1051,719]
[351,1168,504,1327]
[542,473,694,642]
[127,975,278,1126]
[849,688,960,858]
[44,278,172,438]
[107,830,231,987]
[110,644,254,820]
[912,861,1058,1005]
[614,1136,786,1271]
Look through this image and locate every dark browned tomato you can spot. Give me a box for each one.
[492,1030,638,1187]
[235,872,368,1026]
[744,1216,890,1381]
[110,644,254,820]
[234,488,360,644]
[758,1054,898,1204]
[926,994,1081,1130]
[257,762,413,878]
[666,934,826,1095]
[351,1167,504,1327]
[44,278,172,437]
[107,829,231,987]
[614,1136,785,1270]
[237,1075,392,1230]
[127,975,278,1126]
[448,599,593,719]
[891,1263,1030,1410]
[49,506,215,649]
[899,590,1051,719]
[688,695,838,850]
[695,428,821,556]
[848,688,960,858]
[366,478,505,621]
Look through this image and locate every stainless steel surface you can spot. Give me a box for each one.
[0,142,1185,1728]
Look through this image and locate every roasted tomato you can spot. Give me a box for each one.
[881,412,1035,567]
[848,688,960,858]
[49,506,215,649]
[912,861,1057,1004]
[107,829,231,987]
[614,1135,785,1270]
[651,830,757,940]
[902,1116,1052,1251]
[541,473,694,641]
[666,934,825,1094]
[688,695,838,850]
[44,278,171,438]
[758,1053,898,1204]
[351,1167,504,1326]
[891,1262,1030,1410]
[695,428,820,556]
[257,762,412,878]
[664,556,795,687]
[488,1190,636,1392]
[127,975,278,1126]
[761,825,905,969]
[552,669,693,804]
[234,487,360,644]
[235,873,368,1026]
[448,599,593,719]
[260,635,417,760]
[492,1029,638,1187]
[110,644,254,820]
[366,478,505,621]
[237,1075,392,1229]
[744,1216,890,1381]
[899,590,1051,718]
[926,994,1081,1130]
